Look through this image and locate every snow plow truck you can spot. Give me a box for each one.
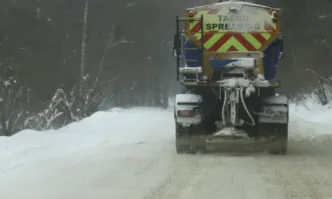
[173,0,288,154]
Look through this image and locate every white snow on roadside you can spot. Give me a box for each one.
[0,95,331,199]
[289,94,332,141]
[1,94,332,173]
[0,107,173,173]
[290,94,332,124]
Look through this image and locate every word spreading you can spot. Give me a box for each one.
[205,15,261,32]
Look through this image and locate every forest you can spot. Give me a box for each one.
[0,0,331,135]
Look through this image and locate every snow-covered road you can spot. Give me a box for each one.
[1,105,332,199]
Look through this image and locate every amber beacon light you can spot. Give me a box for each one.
[271,10,279,19]
[187,10,196,17]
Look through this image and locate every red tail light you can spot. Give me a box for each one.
[177,110,194,117]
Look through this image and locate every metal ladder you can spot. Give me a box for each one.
[175,14,205,82]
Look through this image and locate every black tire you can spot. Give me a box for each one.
[175,123,190,154]
[175,137,199,154]
[176,139,190,153]
[268,138,287,155]
[175,123,204,154]
[268,124,288,155]
[259,123,288,155]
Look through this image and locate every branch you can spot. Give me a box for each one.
[79,0,89,98]
[306,68,332,85]
[111,38,135,47]
[45,110,64,129]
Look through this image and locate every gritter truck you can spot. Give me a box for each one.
[173,0,288,154]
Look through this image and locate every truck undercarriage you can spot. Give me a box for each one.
[175,84,288,155]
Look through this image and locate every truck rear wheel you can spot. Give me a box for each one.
[269,138,287,154]
[259,123,288,155]
[175,123,205,154]
[268,124,288,154]
[175,123,192,153]
[175,138,190,153]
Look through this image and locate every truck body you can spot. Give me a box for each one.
[173,0,288,154]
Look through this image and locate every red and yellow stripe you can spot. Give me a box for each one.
[185,7,278,52]
[192,32,272,52]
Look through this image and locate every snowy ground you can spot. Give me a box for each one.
[1,99,332,199]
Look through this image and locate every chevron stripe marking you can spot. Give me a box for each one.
[261,33,271,40]
[191,31,271,52]
[208,33,233,51]
[218,37,246,52]
[233,34,256,51]
[242,34,260,49]
[251,33,266,45]
[227,46,238,51]
[204,33,224,49]
[190,21,202,33]
[201,32,215,43]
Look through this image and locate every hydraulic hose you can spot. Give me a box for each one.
[222,89,227,125]
[240,88,255,126]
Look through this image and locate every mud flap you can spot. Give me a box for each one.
[175,123,206,154]
[258,112,288,153]
[257,95,289,154]
[258,123,288,154]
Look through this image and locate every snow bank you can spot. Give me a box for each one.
[289,93,332,124]
[0,107,172,172]
[1,94,332,173]
[289,94,332,141]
